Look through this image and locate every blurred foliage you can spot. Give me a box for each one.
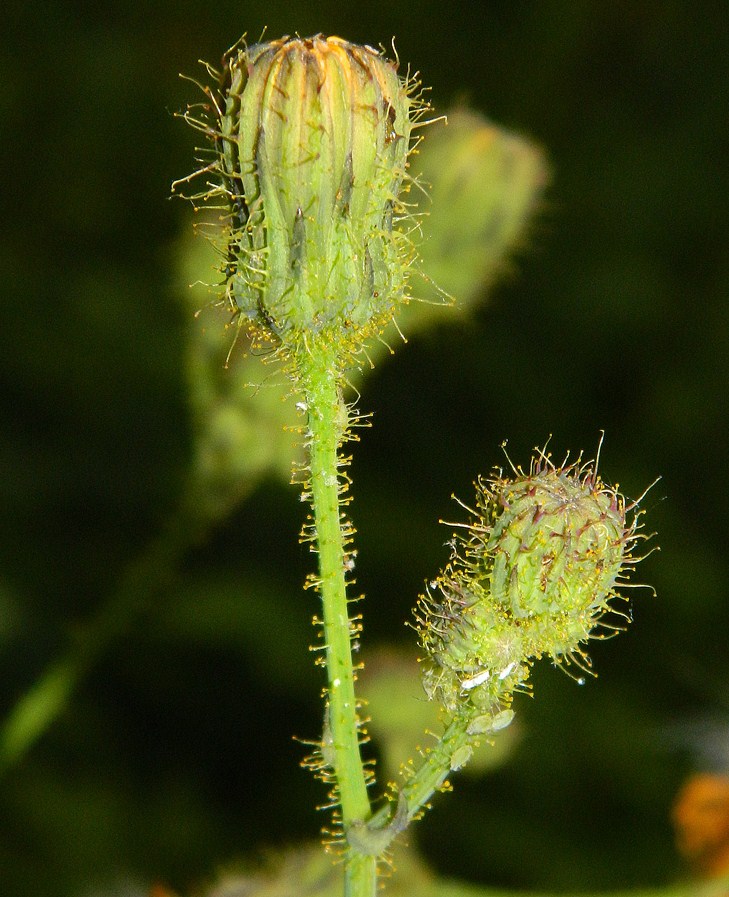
[2,2,729,897]
[193,847,729,897]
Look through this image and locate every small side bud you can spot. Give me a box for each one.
[416,448,648,715]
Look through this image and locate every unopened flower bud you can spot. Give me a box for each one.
[486,462,628,642]
[416,450,646,715]
[216,35,416,348]
[412,109,548,308]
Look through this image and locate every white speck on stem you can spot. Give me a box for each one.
[499,662,516,680]
[461,668,490,690]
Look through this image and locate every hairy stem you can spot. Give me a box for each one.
[367,707,476,841]
[297,341,376,897]
[398,709,474,818]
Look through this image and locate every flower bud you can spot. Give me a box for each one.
[411,109,548,309]
[416,451,644,715]
[216,36,415,348]
[486,462,628,644]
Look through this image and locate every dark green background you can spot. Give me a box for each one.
[2,2,729,895]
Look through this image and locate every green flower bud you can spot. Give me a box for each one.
[214,35,416,350]
[411,109,548,310]
[416,450,646,714]
[487,463,628,629]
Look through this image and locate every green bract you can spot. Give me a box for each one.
[217,35,416,348]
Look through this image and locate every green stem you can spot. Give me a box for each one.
[399,710,474,818]
[297,341,376,897]
[365,708,476,844]
[0,477,210,777]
